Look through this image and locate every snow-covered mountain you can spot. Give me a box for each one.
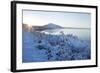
[43,23,62,29]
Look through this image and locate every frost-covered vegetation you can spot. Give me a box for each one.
[22,29,91,63]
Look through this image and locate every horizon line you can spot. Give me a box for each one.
[23,23,91,29]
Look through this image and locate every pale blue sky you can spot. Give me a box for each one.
[23,10,91,28]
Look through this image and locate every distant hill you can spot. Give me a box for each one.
[30,23,63,31]
[43,23,62,29]
[23,23,90,32]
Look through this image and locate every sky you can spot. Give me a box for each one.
[23,10,91,28]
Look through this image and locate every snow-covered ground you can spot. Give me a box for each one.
[22,30,91,63]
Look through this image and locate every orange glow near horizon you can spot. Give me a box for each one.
[23,17,48,26]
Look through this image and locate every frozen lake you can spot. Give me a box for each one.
[42,28,91,41]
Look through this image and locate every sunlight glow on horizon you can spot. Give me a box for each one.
[23,16,48,26]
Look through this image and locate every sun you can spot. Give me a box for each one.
[27,24,33,28]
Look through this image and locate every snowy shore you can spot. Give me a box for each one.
[22,30,91,63]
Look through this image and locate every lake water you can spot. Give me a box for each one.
[42,28,91,41]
